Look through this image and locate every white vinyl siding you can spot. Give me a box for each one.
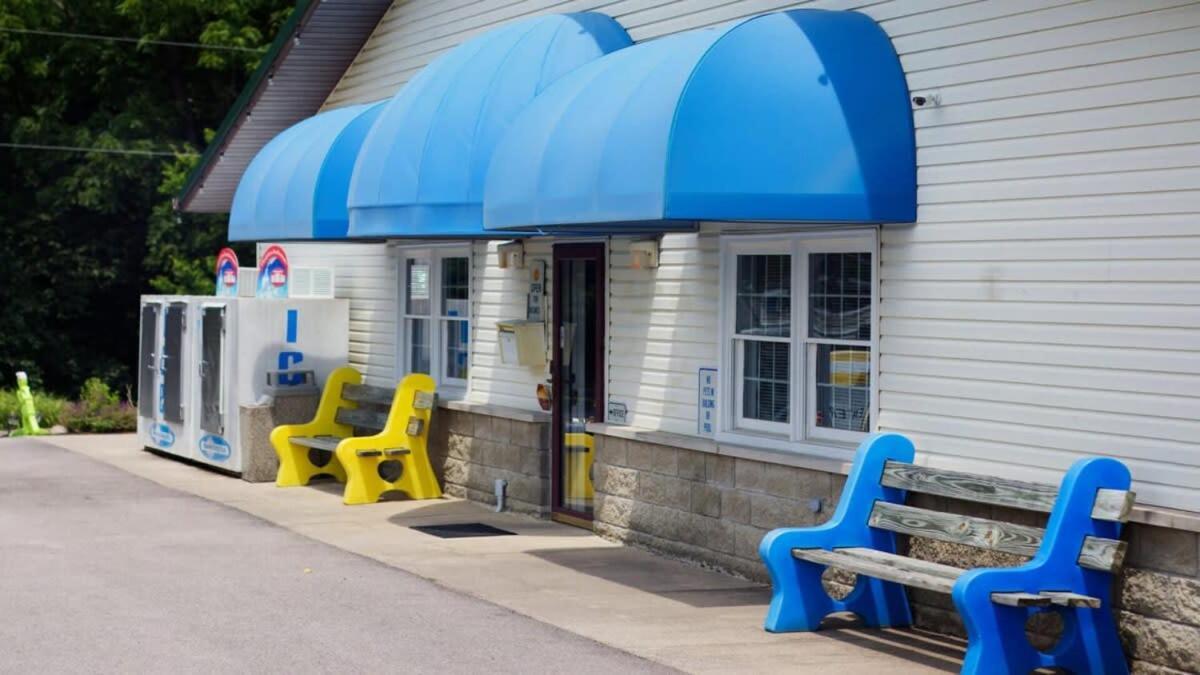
[267,242,398,388]
[607,231,719,435]
[467,239,554,411]
[316,0,1200,511]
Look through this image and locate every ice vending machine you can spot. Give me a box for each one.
[137,295,349,474]
[137,296,198,457]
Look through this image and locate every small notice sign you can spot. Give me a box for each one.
[607,399,628,425]
[698,368,718,436]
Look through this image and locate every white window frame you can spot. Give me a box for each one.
[717,229,879,457]
[396,244,472,398]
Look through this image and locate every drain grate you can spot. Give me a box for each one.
[411,522,517,539]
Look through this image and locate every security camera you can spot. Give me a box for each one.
[911,93,940,107]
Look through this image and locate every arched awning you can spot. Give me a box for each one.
[347,13,632,238]
[228,101,384,241]
[483,10,916,230]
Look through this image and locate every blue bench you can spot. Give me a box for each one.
[760,433,1134,674]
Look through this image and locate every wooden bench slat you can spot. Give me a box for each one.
[794,547,1108,608]
[413,390,435,410]
[869,502,1125,573]
[1040,591,1102,608]
[355,448,411,458]
[881,461,1133,522]
[991,592,1052,607]
[291,436,342,451]
[871,501,1045,557]
[335,407,388,431]
[792,547,964,595]
[837,546,967,580]
[341,383,396,406]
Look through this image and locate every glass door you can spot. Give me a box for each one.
[161,301,187,424]
[138,303,159,419]
[552,243,605,524]
[199,306,225,435]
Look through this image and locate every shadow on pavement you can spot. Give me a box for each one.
[813,614,965,673]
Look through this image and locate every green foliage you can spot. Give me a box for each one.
[0,388,70,430]
[60,377,137,433]
[0,0,291,395]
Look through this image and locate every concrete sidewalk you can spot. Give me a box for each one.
[39,434,964,673]
[1,437,668,674]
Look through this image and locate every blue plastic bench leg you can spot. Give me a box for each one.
[761,433,916,632]
[1072,608,1128,674]
[956,583,1041,675]
[761,553,834,632]
[761,546,912,632]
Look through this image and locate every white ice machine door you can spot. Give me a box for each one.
[199,304,226,435]
[161,301,187,424]
[138,302,160,420]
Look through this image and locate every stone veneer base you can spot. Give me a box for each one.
[587,433,1200,675]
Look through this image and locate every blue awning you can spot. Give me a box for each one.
[347,13,632,238]
[229,102,384,241]
[483,10,916,230]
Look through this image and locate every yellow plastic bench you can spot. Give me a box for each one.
[269,366,442,504]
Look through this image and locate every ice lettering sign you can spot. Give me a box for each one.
[256,245,289,298]
[215,248,239,297]
[698,368,717,436]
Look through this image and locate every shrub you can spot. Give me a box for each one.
[0,390,17,430]
[60,378,136,433]
[0,388,71,431]
[33,393,68,427]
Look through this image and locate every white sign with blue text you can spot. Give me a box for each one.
[698,368,718,437]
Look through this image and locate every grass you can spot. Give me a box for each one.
[0,378,135,434]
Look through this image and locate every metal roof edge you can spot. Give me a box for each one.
[176,0,319,212]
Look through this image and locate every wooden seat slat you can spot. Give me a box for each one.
[354,448,412,458]
[991,592,1052,607]
[290,436,342,451]
[335,407,388,431]
[1040,591,1102,608]
[881,461,1133,522]
[341,383,396,406]
[792,547,963,595]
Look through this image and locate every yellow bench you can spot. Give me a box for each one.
[270,366,442,504]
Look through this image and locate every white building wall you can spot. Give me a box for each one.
[266,242,398,388]
[607,230,720,436]
[468,239,555,410]
[309,0,1200,510]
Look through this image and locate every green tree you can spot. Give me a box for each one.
[0,0,289,394]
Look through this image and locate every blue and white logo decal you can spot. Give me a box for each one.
[198,434,232,462]
[150,423,176,448]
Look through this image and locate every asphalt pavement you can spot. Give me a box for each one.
[0,438,674,674]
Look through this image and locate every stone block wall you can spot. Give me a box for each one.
[591,432,1200,674]
[237,393,319,482]
[426,406,551,517]
[591,434,839,582]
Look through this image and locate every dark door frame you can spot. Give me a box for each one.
[550,242,606,524]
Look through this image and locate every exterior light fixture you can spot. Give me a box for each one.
[629,237,660,269]
[497,240,525,269]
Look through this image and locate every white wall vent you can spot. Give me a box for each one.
[237,268,258,297]
[289,266,335,298]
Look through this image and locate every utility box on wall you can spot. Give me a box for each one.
[496,320,545,367]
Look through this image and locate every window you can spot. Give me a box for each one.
[720,232,876,450]
[399,247,471,394]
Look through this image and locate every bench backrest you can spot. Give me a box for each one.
[334,382,435,435]
[870,460,1133,573]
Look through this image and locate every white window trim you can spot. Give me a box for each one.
[716,229,879,459]
[395,244,472,399]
